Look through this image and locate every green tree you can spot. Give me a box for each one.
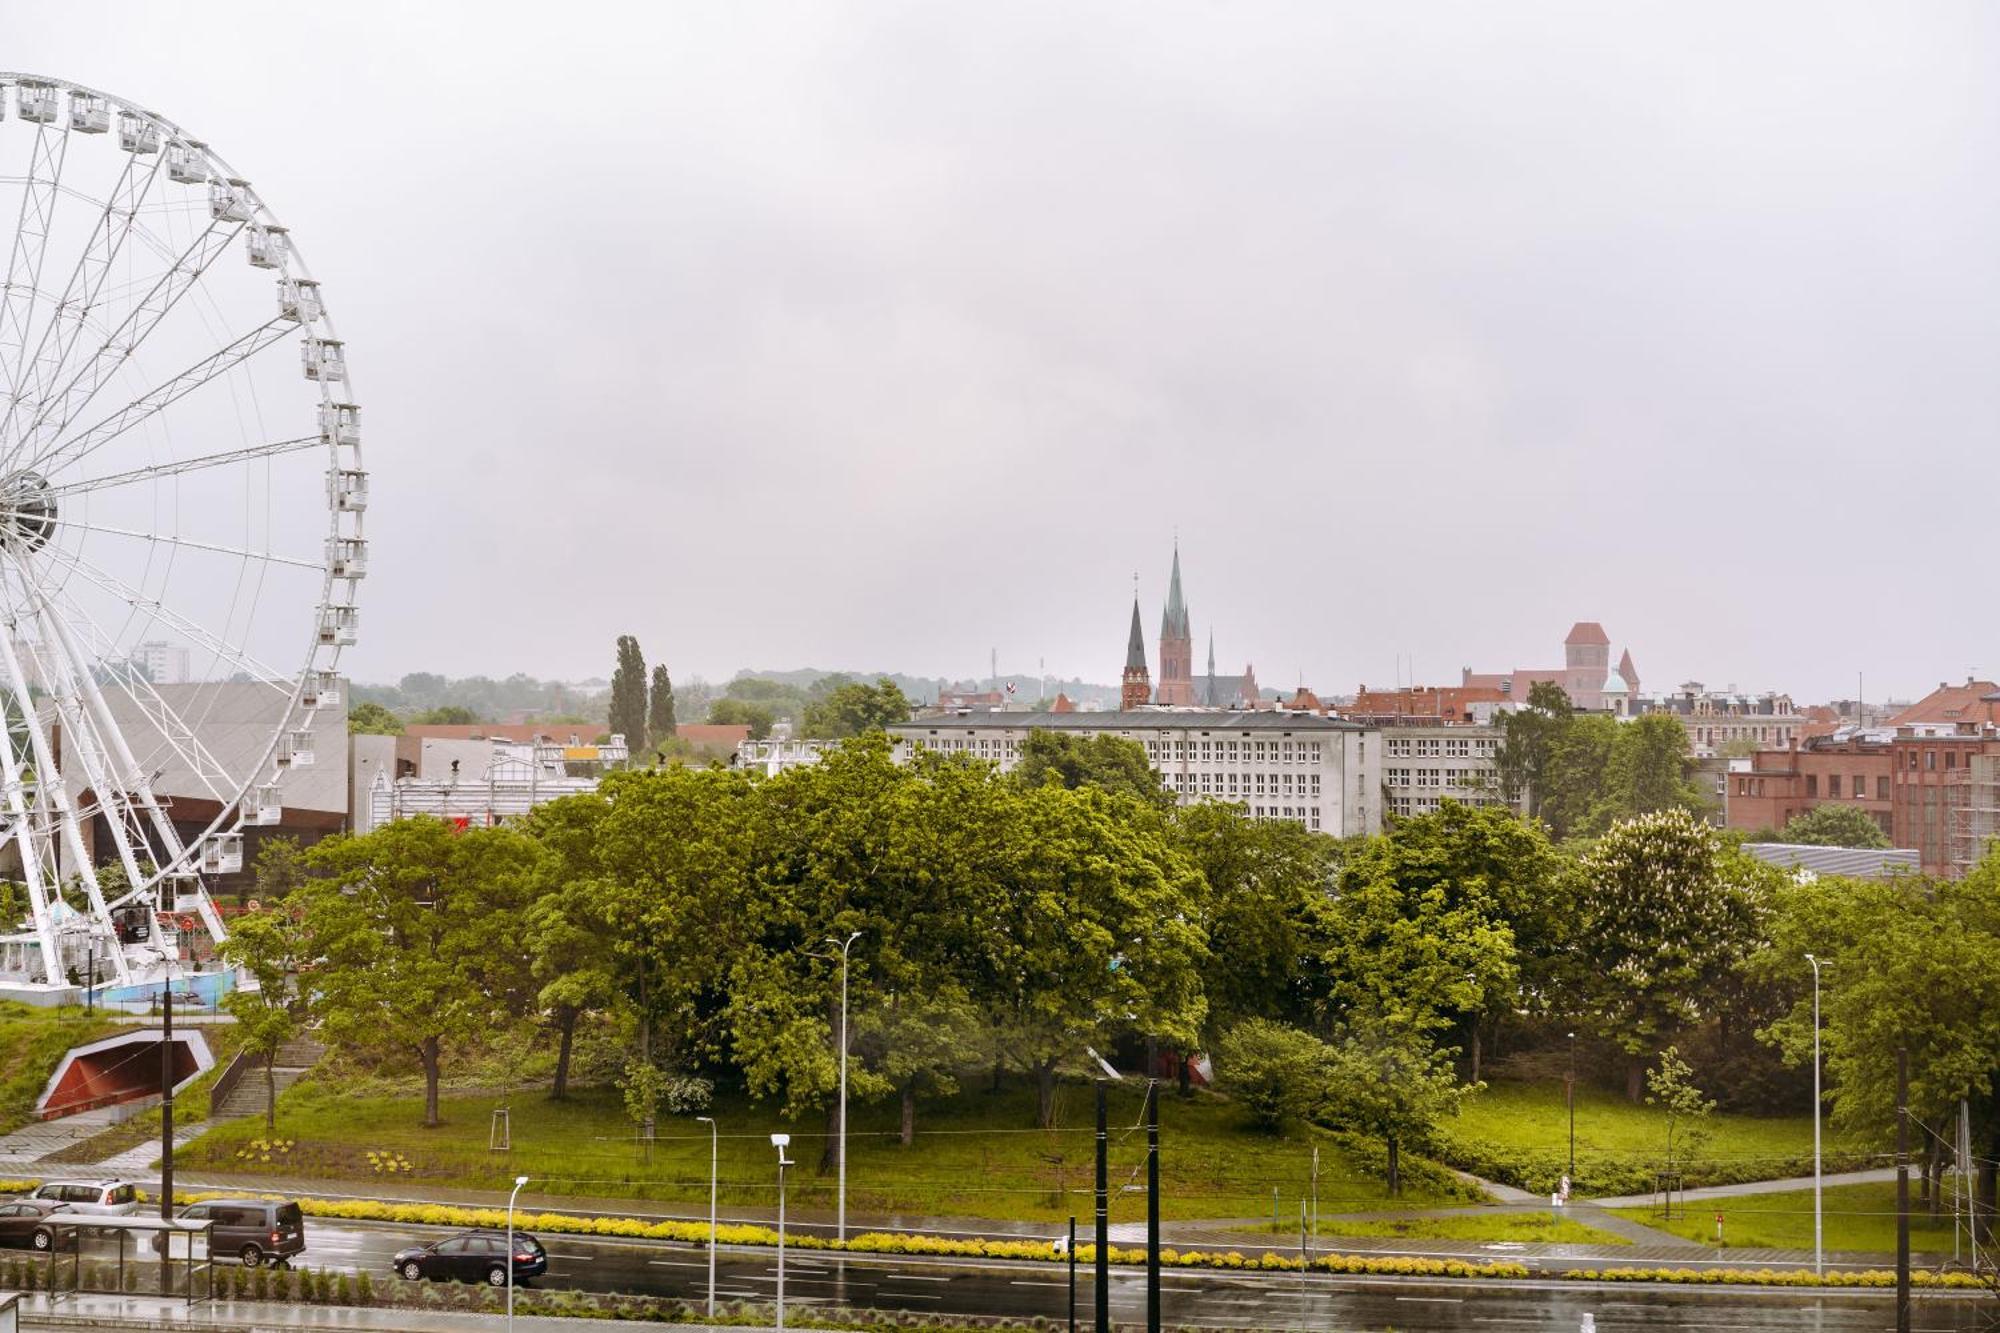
[1217,1019,1337,1131]
[1322,1012,1472,1196]
[218,907,307,1131]
[1574,809,1772,1099]
[1778,805,1892,849]
[251,836,310,903]
[707,697,777,739]
[347,701,404,736]
[801,677,910,738]
[1335,802,1568,1077]
[408,705,481,726]
[1537,713,1617,839]
[1012,730,1172,811]
[1599,714,1705,827]
[1493,682,1573,817]
[647,664,677,748]
[608,636,647,749]
[1173,803,1337,1038]
[300,819,545,1126]
[520,794,620,1100]
[1644,1045,1715,1175]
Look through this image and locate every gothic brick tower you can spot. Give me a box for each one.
[1122,598,1151,710]
[1154,545,1195,705]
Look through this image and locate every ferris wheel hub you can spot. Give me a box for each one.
[0,471,56,554]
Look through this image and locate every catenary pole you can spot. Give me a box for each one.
[1145,1079,1160,1333]
[1094,1081,1109,1333]
[1896,1048,1910,1333]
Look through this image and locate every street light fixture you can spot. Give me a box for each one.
[771,1132,794,1331]
[507,1175,529,1333]
[696,1115,718,1316]
[1806,954,1824,1276]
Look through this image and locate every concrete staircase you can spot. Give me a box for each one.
[210,1036,326,1123]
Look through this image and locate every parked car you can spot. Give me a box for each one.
[27,1181,139,1215]
[392,1229,547,1286]
[0,1199,75,1251]
[155,1198,306,1268]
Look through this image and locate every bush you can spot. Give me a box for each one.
[1217,1020,1337,1131]
[349,1271,365,1304]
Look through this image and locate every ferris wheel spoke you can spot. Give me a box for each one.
[19,316,291,477]
[0,149,167,455]
[8,216,243,468]
[0,510,325,571]
[0,122,72,442]
[25,540,296,689]
[44,434,319,497]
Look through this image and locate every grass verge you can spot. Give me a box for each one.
[1611,1182,1960,1254]
[1305,1211,1629,1245]
[0,1002,125,1136]
[184,1078,1475,1222]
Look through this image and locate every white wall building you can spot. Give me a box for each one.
[1378,724,1507,819]
[888,709,1378,836]
[130,640,191,685]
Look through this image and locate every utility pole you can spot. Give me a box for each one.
[1896,1048,1910,1333]
[1066,1215,1077,1333]
[1094,1081,1109,1333]
[1567,1031,1577,1182]
[1806,954,1823,1276]
[160,983,175,1293]
[1145,1079,1160,1333]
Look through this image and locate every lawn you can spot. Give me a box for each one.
[185,1076,1477,1223]
[1438,1080,1882,1197]
[1612,1182,1964,1256]
[0,1002,124,1136]
[1290,1211,1628,1246]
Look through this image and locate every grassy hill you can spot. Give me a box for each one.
[0,1003,124,1136]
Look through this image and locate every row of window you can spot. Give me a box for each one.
[1803,774,1892,801]
[1384,766,1493,790]
[1166,770,1321,798]
[1383,737,1496,759]
[1389,793,1503,817]
[1145,738,1325,764]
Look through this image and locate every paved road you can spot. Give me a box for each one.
[32,1215,1991,1332]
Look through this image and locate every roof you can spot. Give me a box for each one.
[1125,599,1148,672]
[1889,680,2000,728]
[675,724,752,751]
[1741,842,1920,881]
[407,722,610,744]
[1160,547,1190,640]
[1565,622,1611,646]
[892,709,1360,734]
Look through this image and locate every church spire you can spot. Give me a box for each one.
[1121,593,1151,711]
[1161,543,1190,640]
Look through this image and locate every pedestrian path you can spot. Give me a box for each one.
[0,1106,126,1171]
[92,1123,202,1174]
[1591,1167,1896,1209]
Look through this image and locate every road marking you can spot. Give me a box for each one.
[1009,1280,1068,1287]
[882,1292,944,1301]
[895,1274,953,1282]
[646,1259,706,1268]
[1394,1295,1463,1303]
[545,1253,594,1261]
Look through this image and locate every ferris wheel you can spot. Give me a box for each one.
[0,73,364,995]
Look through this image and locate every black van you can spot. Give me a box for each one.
[166,1199,306,1268]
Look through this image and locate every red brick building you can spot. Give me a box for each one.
[1890,722,2000,875]
[1726,732,1894,838]
[1344,684,1511,724]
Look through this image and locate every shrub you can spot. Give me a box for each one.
[345,1271,361,1304]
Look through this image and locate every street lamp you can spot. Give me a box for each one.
[696,1115,718,1316]
[771,1132,793,1331]
[1566,1032,1577,1183]
[1806,954,1824,1276]
[812,930,863,1243]
[507,1174,529,1333]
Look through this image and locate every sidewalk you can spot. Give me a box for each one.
[1590,1167,1896,1209]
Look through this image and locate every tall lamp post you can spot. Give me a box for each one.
[696,1116,718,1315]
[1806,953,1824,1276]
[1566,1031,1577,1182]
[771,1132,793,1331]
[817,931,862,1243]
[507,1174,529,1333]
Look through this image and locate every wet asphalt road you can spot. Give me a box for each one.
[212,1218,2000,1330]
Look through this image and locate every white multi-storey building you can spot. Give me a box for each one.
[888,709,1379,836]
[1377,724,1507,819]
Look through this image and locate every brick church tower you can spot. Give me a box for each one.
[1154,545,1195,705]
[1121,598,1151,710]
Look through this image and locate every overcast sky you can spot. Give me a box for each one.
[16,3,1997,702]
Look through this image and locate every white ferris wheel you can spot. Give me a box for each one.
[0,73,364,997]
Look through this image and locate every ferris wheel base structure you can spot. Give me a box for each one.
[0,965,237,1011]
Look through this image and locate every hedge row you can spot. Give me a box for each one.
[1570,1265,1986,1290]
[1431,1137,1878,1198]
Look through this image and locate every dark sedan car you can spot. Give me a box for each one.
[0,1199,74,1251]
[392,1229,546,1286]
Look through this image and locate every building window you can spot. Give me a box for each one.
[1878,776,1891,800]
[1806,775,1818,798]
[1852,774,1866,798]
[1946,752,1957,770]
[1927,751,1937,771]
[1828,775,1841,798]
